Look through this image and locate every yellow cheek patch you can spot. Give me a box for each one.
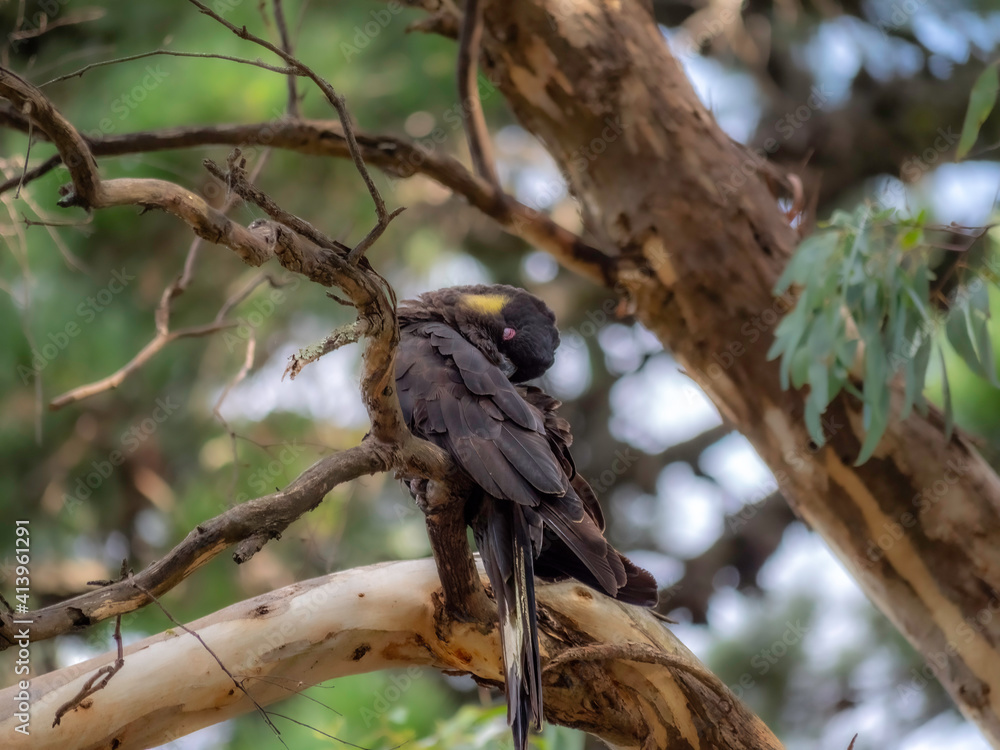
[461,294,508,315]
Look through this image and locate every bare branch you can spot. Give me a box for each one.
[52,564,127,727]
[203,149,348,253]
[456,0,500,191]
[0,115,618,285]
[40,49,301,87]
[48,320,235,411]
[0,65,100,205]
[186,0,392,256]
[0,443,388,648]
[272,0,300,118]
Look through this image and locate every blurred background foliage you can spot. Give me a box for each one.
[1,1,1000,748]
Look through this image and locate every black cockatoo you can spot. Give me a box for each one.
[395,284,657,749]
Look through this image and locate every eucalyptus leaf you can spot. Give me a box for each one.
[939,344,954,438]
[856,398,888,465]
[957,61,1000,160]
[804,395,826,447]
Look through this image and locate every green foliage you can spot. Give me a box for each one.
[769,205,999,464]
[957,60,1000,160]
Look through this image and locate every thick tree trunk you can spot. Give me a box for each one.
[477,1,1000,745]
[0,560,780,750]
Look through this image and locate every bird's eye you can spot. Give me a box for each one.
[502,327,517,341]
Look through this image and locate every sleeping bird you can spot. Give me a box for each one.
[395,284,658,749]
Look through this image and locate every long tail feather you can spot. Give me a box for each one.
[476,500,542,750]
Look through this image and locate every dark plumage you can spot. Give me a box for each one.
[395,284,657,749]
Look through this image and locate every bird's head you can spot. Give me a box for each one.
[402,284,560,382]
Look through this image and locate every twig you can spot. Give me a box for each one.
[48,320,235,410]
[345,205,406,265]
[456,0,499,191]
[272,0,300,118]
[0,115,617,285]
[9,8,106,45]
[156,148,273,334]
[215,334,256,499]
[0,65,101,205]
[0,153,59,195]
[40,49,301,87]
[52,561,129,727]
[14,116,32,198]
[204,149,347,253]
[0,444,388,650]
[214,271,289,321]
[186,0,393,263]
[283,319,369,380]
[130,579,285,741]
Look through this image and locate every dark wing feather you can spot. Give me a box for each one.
[398,323,565,505]
[520,386,658,607]
[398,312,657,750]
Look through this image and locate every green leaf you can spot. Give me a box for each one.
[967,282,998,386]
[775,232,840,294]
[957,61,999,160]
[900,227,922,249]
[856,398,888,465]
[902,338,932,419]
[862,328,887,412]
[944,283,997,384]
[836,338,859,369]
[790,347,813,389]
[938,343,954,437]
[809,360,829,408]
[804,395,826,447]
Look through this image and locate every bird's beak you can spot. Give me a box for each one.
[499,354,517,379]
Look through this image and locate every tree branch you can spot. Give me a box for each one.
[0,110,618,285]
[0,58,487,646]
[0,443,387,648]
[456,0,500,191]
[0,559,783,750]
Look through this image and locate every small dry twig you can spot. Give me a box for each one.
[52,561,129,727]
[284,319,370,380]
[130,579,284,741]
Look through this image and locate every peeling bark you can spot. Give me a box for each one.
[0,560,780,750]
[477,0,1000,744]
